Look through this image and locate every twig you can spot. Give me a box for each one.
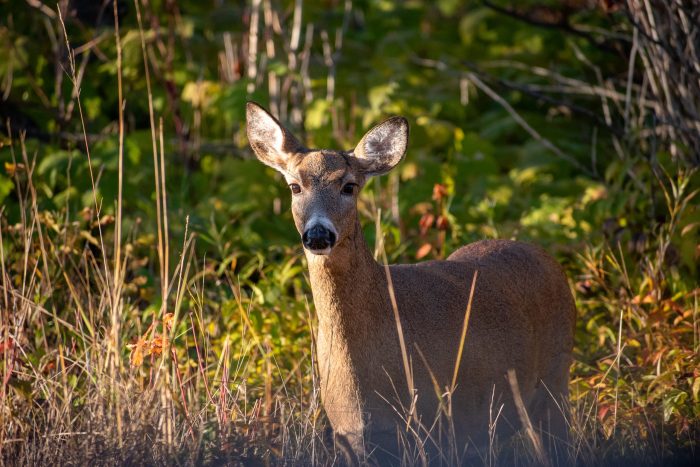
[262,0,279,116]
[466,70,594,175]
[247,0,262,94]
[482,0,623,55]
[414,57,594,175]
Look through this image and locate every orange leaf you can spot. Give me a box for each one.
[92,215,115,228]
[149,335,167,356]
[42,361,56,374]
[4,162,24,177]
[416,243,432,260]
[0,338,14,353]
[128,339,147,367]
[419,213,435,236]
[163,312,175,331]
[432,183,448,201]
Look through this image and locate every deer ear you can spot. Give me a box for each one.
[246,102,304,172]
[353,116,409,176]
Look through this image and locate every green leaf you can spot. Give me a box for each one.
[0,174,13,205]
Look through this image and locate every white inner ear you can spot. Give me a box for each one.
[364,125,392,156]
[258,112,284,154]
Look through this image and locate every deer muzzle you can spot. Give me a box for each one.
[302,224,337,254]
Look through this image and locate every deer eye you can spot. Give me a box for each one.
[289,183,302,195]
[341,183,357,196]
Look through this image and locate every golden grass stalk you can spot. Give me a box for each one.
[57,3,126,445]
[111,0,126,446]
[375,209,416,415]
[507,368,550,467]
[451,269,478,392]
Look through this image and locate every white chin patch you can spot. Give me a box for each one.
[307,247,332,256]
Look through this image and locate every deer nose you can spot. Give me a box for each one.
[302,225,337,251]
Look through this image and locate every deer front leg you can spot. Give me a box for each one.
[323,388,367,463]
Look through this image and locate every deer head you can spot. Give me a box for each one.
[246,102,409,256]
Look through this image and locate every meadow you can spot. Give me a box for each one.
[0,0,698,465]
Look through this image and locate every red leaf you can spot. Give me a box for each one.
[432,183,448,201]
[419,213,435,236]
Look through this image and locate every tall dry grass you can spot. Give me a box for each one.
[1,2,325,464]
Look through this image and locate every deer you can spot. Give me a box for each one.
[246,102,576,464]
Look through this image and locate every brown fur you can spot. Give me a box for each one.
[246,102,576,462]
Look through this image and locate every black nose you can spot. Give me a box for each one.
[302,225,336,251]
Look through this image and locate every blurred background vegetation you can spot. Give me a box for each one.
[0,0,698,464]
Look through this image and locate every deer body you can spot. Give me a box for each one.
[246,102,576,461]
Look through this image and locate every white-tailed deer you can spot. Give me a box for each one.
[246,102,576,463]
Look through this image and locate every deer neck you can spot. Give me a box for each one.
[305,220,387,336]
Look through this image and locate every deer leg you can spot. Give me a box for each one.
[529,353,572,465]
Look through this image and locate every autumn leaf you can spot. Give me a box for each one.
[4,162,25,177]
[0,338,14,353]
[128,339,147,367]
[149,336,165,356]
[432,183,448,201]
[419,213,435,236]
[631,293,655,305]
[163,313,175,331]
[92,215,115,228]
[416,243,432,259]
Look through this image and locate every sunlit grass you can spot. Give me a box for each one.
[1,123,697,464]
